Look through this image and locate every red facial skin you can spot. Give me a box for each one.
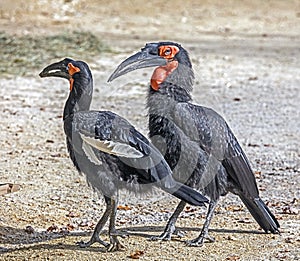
[68,63,80,91]
[150,45,180,91]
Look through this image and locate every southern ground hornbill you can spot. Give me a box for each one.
[39,58,208,251]
[108,42,280,246]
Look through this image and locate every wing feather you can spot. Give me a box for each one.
[81,139,103,165]
[80,133,144,159]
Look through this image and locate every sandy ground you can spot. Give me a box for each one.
[0,0,300,260]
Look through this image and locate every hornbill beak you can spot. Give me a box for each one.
[39,58,74,80]
[108,43,167,82]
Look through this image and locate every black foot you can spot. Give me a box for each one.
[77,234,109,248]
[150,226,185,241]
[185,233,215,247]
[107,236,125,252]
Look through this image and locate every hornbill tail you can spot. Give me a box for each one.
[166,183,209,207]
[239,195,280,234]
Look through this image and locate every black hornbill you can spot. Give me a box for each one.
[39,58,208,251]
[108,42,280,246]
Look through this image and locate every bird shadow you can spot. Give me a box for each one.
[120,225,265,238]
[0,225,106,253]
[0,224,266,254]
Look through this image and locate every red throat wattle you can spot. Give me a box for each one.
[69,78,75,91]
[68,63,80,91]
[150,60,178,91]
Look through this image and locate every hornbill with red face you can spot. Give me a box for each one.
[108,42,280,246]
[39,58,208,251]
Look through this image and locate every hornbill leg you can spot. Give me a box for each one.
[77,196,112,248]
[186,200,217,247]
[107,198,126,252]
[150,200,187,241]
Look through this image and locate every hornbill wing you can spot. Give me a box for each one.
[172,103,223,153]
[222,134,259,197]
[173,102,259,197]
[172,103,227,158]
[80,133,144,159]
[170,103,226,186]
[72,111,149,158]
[73,111,173,182]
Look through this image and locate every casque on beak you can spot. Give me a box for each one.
[108,44,167,82]
[39,58,73,80]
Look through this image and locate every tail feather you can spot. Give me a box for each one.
[165,182,209,207]
[150,158,208,207]
[239,194,280,233]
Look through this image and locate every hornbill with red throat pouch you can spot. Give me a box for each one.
[39,58,208,251]
[108,42,280,246]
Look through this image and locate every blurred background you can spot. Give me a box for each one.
[1,0,300,76]
[0,1,299,260]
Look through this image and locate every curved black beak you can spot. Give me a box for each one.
[108,44,166,82]
[39,58,74,80]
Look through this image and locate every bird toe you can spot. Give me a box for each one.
[77,236,109,248]
[185,233,215,247]
[107,238,126,252]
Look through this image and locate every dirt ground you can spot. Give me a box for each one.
[0,0,300,260]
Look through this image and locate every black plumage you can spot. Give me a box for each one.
[108,42,280,246]
[39,58,208,251]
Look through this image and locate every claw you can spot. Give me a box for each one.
[185,233,215,247]
[150,225,184,241]
[150,233,172,241]
[206,235,215,243]
[185,239,204,247]
[77,234,109,248]
[175,230,186,238]
[107,236,126,252]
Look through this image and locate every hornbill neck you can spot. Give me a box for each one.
[63,75,93,120]
[147,62,194,129]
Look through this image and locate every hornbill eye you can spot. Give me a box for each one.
[164,48,171,56]
[159,45,180,59]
